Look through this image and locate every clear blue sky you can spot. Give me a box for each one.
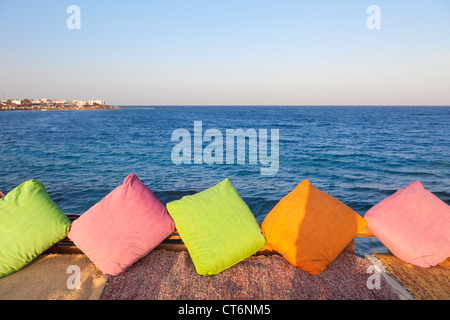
[1,0,449,105]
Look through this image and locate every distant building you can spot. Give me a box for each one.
[73,100,84,107]
[72,99,105,106]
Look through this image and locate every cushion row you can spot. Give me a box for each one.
[1,175,449,280]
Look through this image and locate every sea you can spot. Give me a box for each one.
[1,106,449,257]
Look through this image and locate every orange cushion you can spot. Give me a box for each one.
[262,180,368,275]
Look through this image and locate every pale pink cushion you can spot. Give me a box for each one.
[68,174,175,276]
[365,181,450,268]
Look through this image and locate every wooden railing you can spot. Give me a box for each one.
[46,214,373,256]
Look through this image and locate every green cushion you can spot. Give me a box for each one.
[0,179,71,278]
[166,178,266,276]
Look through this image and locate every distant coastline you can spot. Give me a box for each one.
[0,105,120,112]
[0,98,120,112]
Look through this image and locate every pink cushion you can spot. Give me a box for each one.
[68,174,175,276]
[365,181,450,268]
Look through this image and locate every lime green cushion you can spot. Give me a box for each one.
[0,179,71,278]
[166,178,266,276]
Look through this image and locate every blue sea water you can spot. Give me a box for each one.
[1,106,449,257]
